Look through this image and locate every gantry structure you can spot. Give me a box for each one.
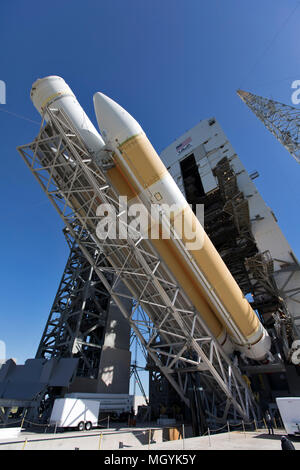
[17,105,259,424]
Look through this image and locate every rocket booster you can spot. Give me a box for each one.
[30,76,232,354]
[93,92,271,361]
[30,76,108,229]
[30,76,106,156]
[30,76,271,361]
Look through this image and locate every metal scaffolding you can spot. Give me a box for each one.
[17,106,258,423]
[36,233,112,378]
[197,157,258,296]
[237,89,300,164]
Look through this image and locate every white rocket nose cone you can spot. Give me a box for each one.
[93,92,143,145]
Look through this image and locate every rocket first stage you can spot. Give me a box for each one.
[30,76,271,361]
[93,92,271,361]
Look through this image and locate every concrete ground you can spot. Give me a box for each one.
[142,430,300,451]
[0,426,298,450]
[0,424,166,450]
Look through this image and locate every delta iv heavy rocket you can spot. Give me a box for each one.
[30,76,271,361]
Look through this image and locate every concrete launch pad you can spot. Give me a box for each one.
[144,430,300,451]
[0,427,298,451]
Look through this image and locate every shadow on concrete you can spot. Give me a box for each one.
[131,430,150,446]
[253,433,282,440]
[254,433,300,443]
[119,441,133,448]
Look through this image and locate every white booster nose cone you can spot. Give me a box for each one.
[93,92,143,145]
[31,76,106,156]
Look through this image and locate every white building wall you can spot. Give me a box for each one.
[160,119,300,332]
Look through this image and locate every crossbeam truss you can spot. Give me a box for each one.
[36,234,112,378]
[17,107,257,422]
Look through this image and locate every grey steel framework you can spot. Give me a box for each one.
[245,251,300,357]
[237,89,300,164]
[17,106,258,422]
[36,232,112,378]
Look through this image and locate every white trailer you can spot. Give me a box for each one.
[276,397,300,435]
[65,393,133,415]
[49,398,100,431]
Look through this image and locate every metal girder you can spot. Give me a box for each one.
[17,107,258,422]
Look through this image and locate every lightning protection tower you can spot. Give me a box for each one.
[237,89,300,164]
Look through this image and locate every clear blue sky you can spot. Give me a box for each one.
[1,0,300,376]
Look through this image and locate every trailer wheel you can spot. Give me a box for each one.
[78,421,85,431]
[85,421,92,431]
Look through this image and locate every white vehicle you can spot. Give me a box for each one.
[50,398,100,431]
[276,397,300,435]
